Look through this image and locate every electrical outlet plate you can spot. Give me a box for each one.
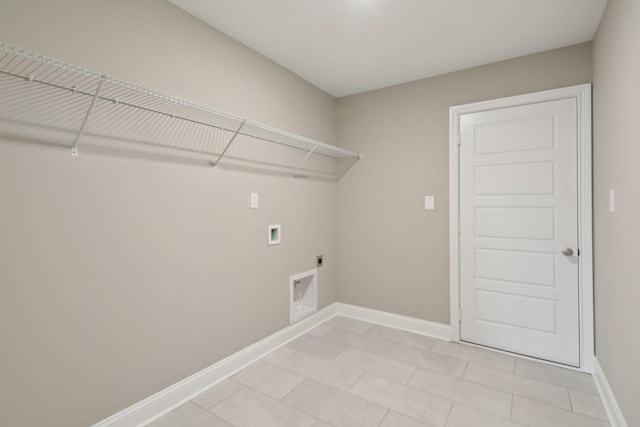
[425,195,435,210]
[608,189,615,213]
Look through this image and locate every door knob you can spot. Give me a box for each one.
[561,247,574,256]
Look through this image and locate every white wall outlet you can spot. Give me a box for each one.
[250,192,259,209]
[424,195,435,210]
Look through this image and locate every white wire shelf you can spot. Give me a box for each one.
[0,43,361,179]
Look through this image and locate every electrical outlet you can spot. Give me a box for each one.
[316,255,323,267]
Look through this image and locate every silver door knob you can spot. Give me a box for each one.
[562,247,574,256]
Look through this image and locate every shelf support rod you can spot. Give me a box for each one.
[335,153,362,180]
[71,77,104,157]
[212,120,246,170]
[290,145,317,178]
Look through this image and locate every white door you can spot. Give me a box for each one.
[458,97,580,366]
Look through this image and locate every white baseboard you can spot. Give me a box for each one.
[334,302,451,340]
[92,304,337,427]
[593,356,628,427]
[92,302,450,427]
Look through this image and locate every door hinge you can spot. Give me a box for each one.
[577,248,580,256]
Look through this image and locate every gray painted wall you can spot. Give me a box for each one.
[1,1,623,426]
[0,1,338,426]
[593,0,640,425]
[335,43,593,323]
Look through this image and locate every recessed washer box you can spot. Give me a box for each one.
[290,269,318,324]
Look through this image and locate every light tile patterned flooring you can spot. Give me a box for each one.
[148,316,609,427]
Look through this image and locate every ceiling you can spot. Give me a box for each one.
[168,0,607,97]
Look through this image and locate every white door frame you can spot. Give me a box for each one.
[448,84,594,372]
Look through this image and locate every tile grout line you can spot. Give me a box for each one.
[345,365,461,422]
[263,346,299,366]
[210,385,246,416]
[512,372,598,395]
[461,378,574,413]
[276,380,324,422]
[196,383,245,427]
[443,400,455,427]
[345,369,366,394]
[460,360,469,378]
[427,336,437,352]
[567,387,574,412]
[518,395,615,425]
[566,386,611,422]
[458,363,584,413]
[329,346,349,362]
[510,392,514,421]
[192,380,244,413]
[375,409,390,427]
[220,380,332,427]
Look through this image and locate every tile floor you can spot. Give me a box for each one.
[148,316,610,427]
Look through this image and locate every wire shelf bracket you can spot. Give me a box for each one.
[70,76,104,157]
[211,119,246,171]
[290,145,317,178]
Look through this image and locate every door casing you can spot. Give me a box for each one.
[448,84,593,372]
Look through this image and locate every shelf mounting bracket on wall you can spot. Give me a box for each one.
[70,77,104,157]
[211,119,246,171]
[336,153,363,180]
[290,145,317,178]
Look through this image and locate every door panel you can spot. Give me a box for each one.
[459,98,579,367]
[475,207,555,240]
[475,162,554,195]
[475,290,557,333]
[475,249,555,286]
[474,115,554,154]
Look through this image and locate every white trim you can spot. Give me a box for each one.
[92,304,337,427]
[334,302,451,340]
[593,357,628,427]
[449,102,462,342]
[92,303,450,426]
[448,84,594,372]
[576,86,594,373]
